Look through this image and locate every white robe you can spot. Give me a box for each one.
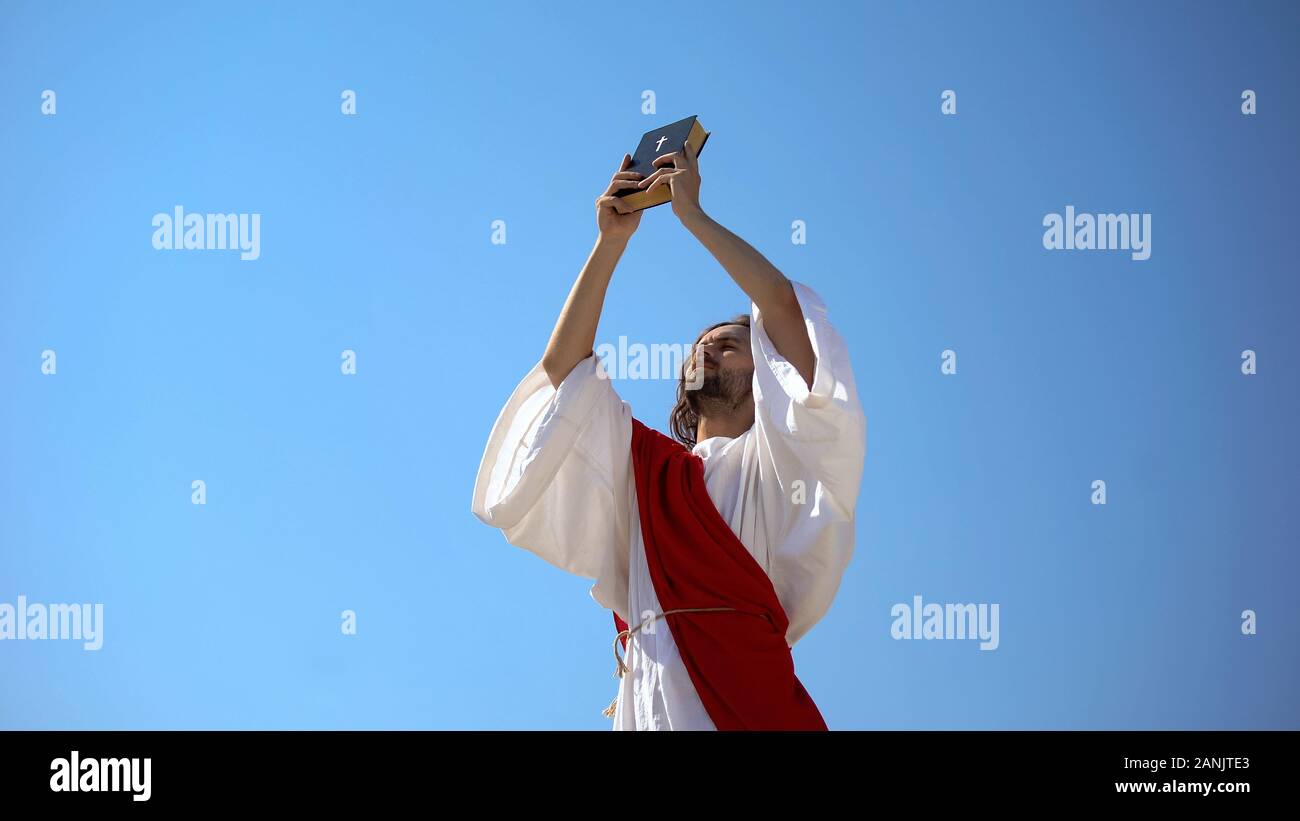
[471,282,866,730]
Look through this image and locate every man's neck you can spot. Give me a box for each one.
[695,407,755,444]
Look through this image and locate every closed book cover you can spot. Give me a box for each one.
[615,115,710,211]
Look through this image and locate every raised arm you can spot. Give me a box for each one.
[541,154,646,388]
[634,139,817,389]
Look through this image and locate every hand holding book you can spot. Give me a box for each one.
[613,115,711,214]
[637,137,704,220]
[595,153,645,242]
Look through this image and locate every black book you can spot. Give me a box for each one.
[615,115,711,211]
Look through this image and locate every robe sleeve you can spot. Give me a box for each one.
[751,281,866,508]
[470,354,633,616]
[750,280,867,646]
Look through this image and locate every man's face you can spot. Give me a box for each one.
[686,324,754,408]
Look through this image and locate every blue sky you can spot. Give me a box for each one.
[1,0,1297,729]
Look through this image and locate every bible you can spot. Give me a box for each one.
[615,115,711,212]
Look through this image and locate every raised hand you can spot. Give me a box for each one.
[596,153,645,241]
[636,138,703,220]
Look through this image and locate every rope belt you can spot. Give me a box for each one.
[601,606,772,719]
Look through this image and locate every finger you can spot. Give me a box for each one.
[644,171,679,195]
[597,195,634,215]
[636,167,674,188]
[651,151,681,168]
[619,153,632,171]
[603,179,643,196]
[682,139,697,165]
[611,171,644,181]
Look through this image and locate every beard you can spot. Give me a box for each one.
[689,365,753,416]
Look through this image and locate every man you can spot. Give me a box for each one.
[471,138,866,730]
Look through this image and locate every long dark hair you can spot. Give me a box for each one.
[669,314,751,449]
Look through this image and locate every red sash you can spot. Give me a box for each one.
[612,419,828,730]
